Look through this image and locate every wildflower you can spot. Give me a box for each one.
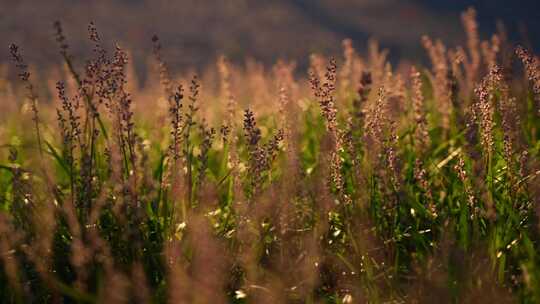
[196,121,215,190]
[386,122,400,188]
[461,7,481,88]
[168,85,184,162]
[454,155,478,219]
[364,87,387,151]
[152,34,173,98]
[243,109,283,197]
[410,67,429,152]
[481,34,501,70]
[243,109,265,194]
[516,45,540,112]
[474,66,504,156]
[309,53,326,81]
[309,57,338,133]
[422,36,451,130]
[53,21,69,57]
[217,56,237,128]
[368,39,389,85]
[339,38,355,97]
[414,159,436,217]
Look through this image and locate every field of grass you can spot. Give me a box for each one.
[1,8,540,303]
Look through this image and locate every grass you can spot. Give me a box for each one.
[1,8,540,303]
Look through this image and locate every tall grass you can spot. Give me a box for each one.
[1,8,540,303]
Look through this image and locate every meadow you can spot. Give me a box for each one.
[1,8,540,303]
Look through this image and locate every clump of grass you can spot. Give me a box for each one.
[0,8,540,303]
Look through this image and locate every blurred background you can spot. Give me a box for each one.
[1,0,539,77]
